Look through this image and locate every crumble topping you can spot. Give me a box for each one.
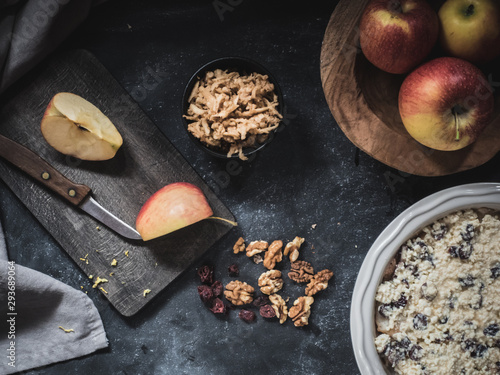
[375,209,500,374]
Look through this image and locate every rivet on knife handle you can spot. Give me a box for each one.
[0,134,91,206]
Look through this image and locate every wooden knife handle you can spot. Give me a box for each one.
[0,134,91,206]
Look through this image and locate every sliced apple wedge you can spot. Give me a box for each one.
[41,92,123,160]
[136,182,214,241]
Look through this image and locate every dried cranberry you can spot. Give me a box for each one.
[417,241,427,250]
[471,344,488,358]
[211,280,223,297]
[484,324,499,337]
[197,265,214,284]
[461,224,475,242]
[461,337,488,357]
[197,285,214,303]
[491,263,500,279]
[448,246,460,258]
[253,295,270,307]
[458,244,473,260]
[405,264,419,276]
[378,304,391,318]
[420,251,435,266]
[413,314,428,330]
[209,298,227,314]
[393,295,408,309]
[409,345,423,361]
[238,309,256,322]
[458,275,475,287]
[383,337,411,366]
[462,338,477,352]
[259,305,276,318]
[379,295,407,317]
[432,224,448,240]
[228,263,239,277]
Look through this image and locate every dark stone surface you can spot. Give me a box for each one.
[1,0,500,374]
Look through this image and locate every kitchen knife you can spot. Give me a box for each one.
[0,133,142,240]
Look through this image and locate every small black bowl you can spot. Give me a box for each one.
[181,57,284,159]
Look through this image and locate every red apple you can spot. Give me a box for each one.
[398,57,494,151]
[359,0,439,74]
[438,0,500,64]
[136,182,213,241]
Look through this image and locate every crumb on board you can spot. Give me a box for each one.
[143,289,151,297]
[80,253,89,264]
[92,276,108,288]
[111,259,117,266]
[109,272,114,276]
[89,275,93,279]
[100,287,108,294]
[311,224,317,229]
[96,226,100,231]
[58,326,74,333]
[125,250,129,257]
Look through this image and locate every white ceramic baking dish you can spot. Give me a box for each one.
[350,182,500,374]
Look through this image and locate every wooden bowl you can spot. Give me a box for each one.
[320,0,500,176]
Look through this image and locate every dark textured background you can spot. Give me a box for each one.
[1,0,500,374]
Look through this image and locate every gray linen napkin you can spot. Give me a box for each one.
[0,0,93,94]
[0,217,108,374]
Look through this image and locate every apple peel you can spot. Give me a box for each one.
[136,182,237,241]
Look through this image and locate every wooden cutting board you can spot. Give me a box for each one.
[0,49,235,316]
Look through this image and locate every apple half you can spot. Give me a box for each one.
[41,92,123,160]
[136,183,215,241]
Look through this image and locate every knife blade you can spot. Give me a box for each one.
[0,133,142,240]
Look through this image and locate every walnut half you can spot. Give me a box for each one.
[284,236,305,262]
[263,240,283,270]
[269,294,288,324]
[288,260,314,283]
[246,240,268,257]
[288,296,314,327]
[224,280,254,305]
[258,270,283,295]
[233,237,245,254]
[305,269,333,296]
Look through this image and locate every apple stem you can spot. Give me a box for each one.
[206,216,238,227]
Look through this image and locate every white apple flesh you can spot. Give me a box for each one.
[398,57,494,151]
[359,0,439,74]
[41,92,123,160]
[136,182,214,241]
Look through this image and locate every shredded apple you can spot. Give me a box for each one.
[184,69,282,160]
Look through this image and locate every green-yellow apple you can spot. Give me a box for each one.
[359,0,439,74]
[398,57,494,151]
[41,92,123,160]
[136,182,214,241]
[438,0,500,64]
